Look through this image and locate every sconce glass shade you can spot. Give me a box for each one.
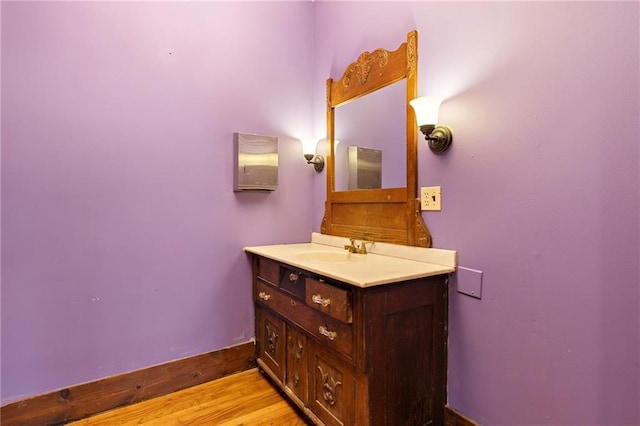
[300,138,319,157]
[409,96,444,126]
[300,138,324,172]
[409,96,453,154]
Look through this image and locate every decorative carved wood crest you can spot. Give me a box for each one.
[342,49,389,88]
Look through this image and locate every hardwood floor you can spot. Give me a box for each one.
[66,369,311,425]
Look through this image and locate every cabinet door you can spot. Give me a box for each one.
[309,345,355,426]
[256,307,285,383]
[286,325,308,405]
[364,278,447,425]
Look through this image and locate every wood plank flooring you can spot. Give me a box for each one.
[66,369,311,425]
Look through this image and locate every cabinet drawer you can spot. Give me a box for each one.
[256,280,354,358]
[306,278,352,323]
[279,267,306,299]
[257,257,280,285]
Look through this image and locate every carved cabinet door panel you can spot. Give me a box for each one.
[309,345,355,426]
[256,307,286,382]
[286,325,309,405]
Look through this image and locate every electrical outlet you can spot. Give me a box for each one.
[420,186,442,211]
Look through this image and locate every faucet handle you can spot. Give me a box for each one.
[344,238,357,253]
[359,240,374,254]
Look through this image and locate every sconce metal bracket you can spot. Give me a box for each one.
[420,125,453,154]
[305,154,325,172]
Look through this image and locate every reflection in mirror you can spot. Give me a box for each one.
[334,81,406,191]
[347,146,381,190]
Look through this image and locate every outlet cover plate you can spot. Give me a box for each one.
[420,186,441,211]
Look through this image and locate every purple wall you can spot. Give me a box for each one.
[2,2,639,425]
[313,2,639,425]
[1,1,316,403]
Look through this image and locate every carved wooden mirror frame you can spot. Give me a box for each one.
[321,30,432,247]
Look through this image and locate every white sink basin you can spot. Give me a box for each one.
[294,251,364,263]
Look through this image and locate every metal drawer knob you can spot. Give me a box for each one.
[319,326,337,340]
[312,294,331,307]
[258,291,271,301]
[289,273,299,282]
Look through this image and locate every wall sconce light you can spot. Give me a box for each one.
[300,138,324,172]
[409,96,453,154]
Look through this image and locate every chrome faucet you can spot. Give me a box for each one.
[344,238,370,254]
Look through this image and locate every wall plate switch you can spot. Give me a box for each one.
[456,267,483,299]
[420,186,442,211]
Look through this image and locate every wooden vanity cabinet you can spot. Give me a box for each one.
[252,255,448,426]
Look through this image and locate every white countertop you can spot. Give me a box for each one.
[244,233,457,288]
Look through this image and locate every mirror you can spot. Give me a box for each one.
[321,30,432,247]
[334,81,406,191]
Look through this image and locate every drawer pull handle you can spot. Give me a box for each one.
[319,326,337,340]
[258,291,271,301]
[312,294,331,307]
[289,273,299,283]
